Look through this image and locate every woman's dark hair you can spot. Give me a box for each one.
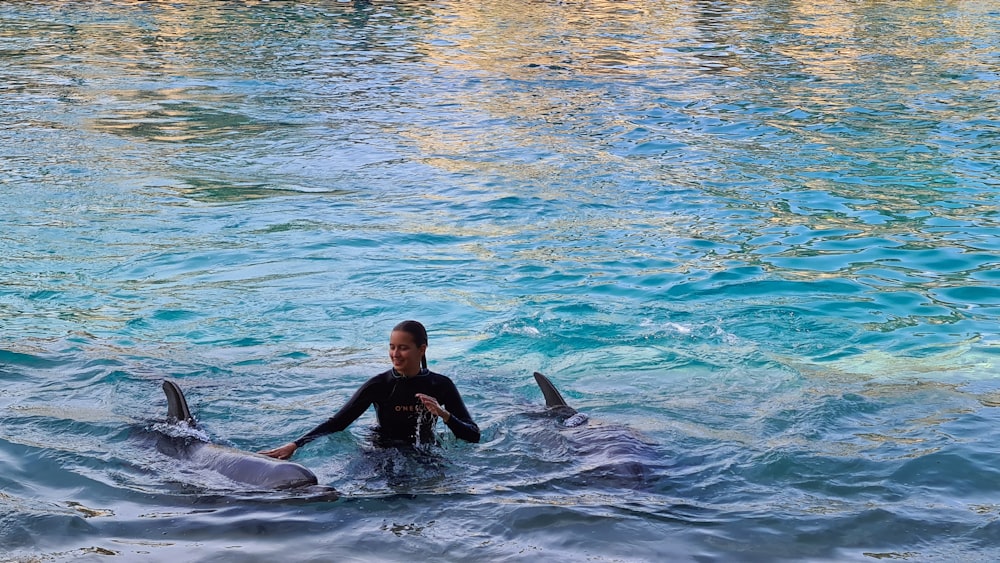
[393,320,428,368]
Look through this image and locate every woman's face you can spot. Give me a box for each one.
[389,330,426,376]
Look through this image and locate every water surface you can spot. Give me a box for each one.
[2,1,999,561]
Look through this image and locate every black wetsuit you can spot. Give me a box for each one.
[293,369,480,447]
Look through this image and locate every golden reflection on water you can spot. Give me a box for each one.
[4,0,997,353]
[418,1,685,77]
[397,0,999,270]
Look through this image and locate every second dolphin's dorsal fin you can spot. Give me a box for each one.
[533,372,586,425]
[533,372,570,408]
[162,380,196,427]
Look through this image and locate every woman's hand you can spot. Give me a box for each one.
[415,393,450,422]
[259,442,298,460]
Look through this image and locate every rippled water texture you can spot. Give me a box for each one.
[2,1,999,561]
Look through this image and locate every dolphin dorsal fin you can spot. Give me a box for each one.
[533,372,588,426]
[162,380,196,427]
[533,372,570,408]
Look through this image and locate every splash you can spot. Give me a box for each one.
[412,404,439,448]
[149,421,211,443]
[562,412,590,428]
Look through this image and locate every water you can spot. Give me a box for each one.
[1,0,999,560]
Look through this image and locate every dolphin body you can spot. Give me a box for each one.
[158,380,320,490]
[532,372,660,484]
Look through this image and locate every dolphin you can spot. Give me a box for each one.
[531,371,660,484]
[158,380,321,491]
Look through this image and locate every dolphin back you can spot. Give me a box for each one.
[191,444,319,489]
[163,379,195,426]
[533,372,571,408]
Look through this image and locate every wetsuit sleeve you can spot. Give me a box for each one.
[441,381,480,444]
[293,377,379,448]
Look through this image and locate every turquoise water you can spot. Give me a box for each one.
[2,0,999,560]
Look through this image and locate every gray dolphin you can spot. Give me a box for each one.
[532,371,660,484]
[159,380,320,490]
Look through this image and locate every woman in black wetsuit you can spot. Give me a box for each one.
[260,320,480,460]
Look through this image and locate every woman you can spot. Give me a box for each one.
[260,320,480,460]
